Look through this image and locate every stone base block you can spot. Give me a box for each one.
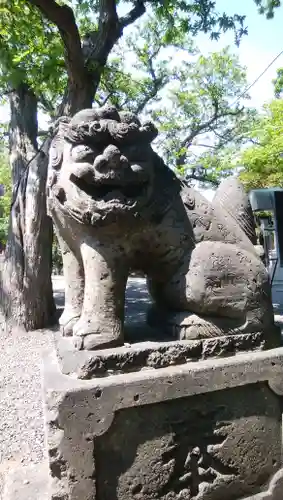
[55,328,280,379]
[43,341,283,500]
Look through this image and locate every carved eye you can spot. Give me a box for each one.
[71,145,97,163]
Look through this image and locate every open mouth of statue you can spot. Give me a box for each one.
[70,173,147,203]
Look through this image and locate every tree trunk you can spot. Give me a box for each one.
[0,83,55,329]
[59,76,95,116]
[0,0,147,330]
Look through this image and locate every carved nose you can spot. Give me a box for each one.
[103,145,121,169]
[93,154,108,171]
[93,145,129,171]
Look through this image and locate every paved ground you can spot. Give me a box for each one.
[0,325,53,499]
[53,275,151,325]
[0,276,150,499]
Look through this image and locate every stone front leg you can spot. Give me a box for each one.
[73,240,128,350]
[56,231,84,337]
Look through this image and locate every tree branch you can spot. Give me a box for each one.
[81,1,120,74]
[209,124,246,149]
[185,172,220,186]
[134,58,167,113]
[85,0,146,67]
[38,93,56,117]
[248,137,264,146]
[28,0,147,114]
[27,0,85,82]
[134,78,166,114]
[133,45,168,113]
[192,143,216,149]
[120,1,146,29]
[100,92,114,106]
[176,106,244,168]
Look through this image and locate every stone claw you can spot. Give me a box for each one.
[73,333,122,351]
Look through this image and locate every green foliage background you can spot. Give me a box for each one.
[0,0,282,250]
[238,99,283,190]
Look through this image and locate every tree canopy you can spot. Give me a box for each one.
[273,66,283,98]
[236,99,283,190]
[0,1,264,185]
[149,46,256,183]
[0,0,280,329]
[0,0,279,192]
[0,0,281,115]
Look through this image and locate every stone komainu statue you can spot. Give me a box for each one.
[47,105,278,350]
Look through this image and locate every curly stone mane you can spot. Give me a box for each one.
[64,106,158,148]
[47,105,181,228]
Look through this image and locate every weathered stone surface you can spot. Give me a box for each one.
[47,105,279,350]
[212,177,257,245]
[43,346,283,500]
[95,384,280,500]
[243,468,283,499]
[55,329,279,379]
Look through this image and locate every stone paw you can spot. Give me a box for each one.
[72,316,105,337]
[59,310,81,337]
[72,315,123,350]
[147,307,247,340]
[73,333,122,351]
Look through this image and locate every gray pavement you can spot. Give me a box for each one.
[0,324,53,499]
[52,275,151,326]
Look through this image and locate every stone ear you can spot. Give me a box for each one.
[58,120,70,136]
[49,118,71,170]
[139,122,158,143]
[49,135,64,170]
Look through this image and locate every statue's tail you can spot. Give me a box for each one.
[212,178,257,245]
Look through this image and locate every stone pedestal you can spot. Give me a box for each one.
[43,333,283,500]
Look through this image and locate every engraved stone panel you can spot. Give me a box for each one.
[95,383,281,500]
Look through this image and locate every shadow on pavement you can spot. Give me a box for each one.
[53,277,164,342]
